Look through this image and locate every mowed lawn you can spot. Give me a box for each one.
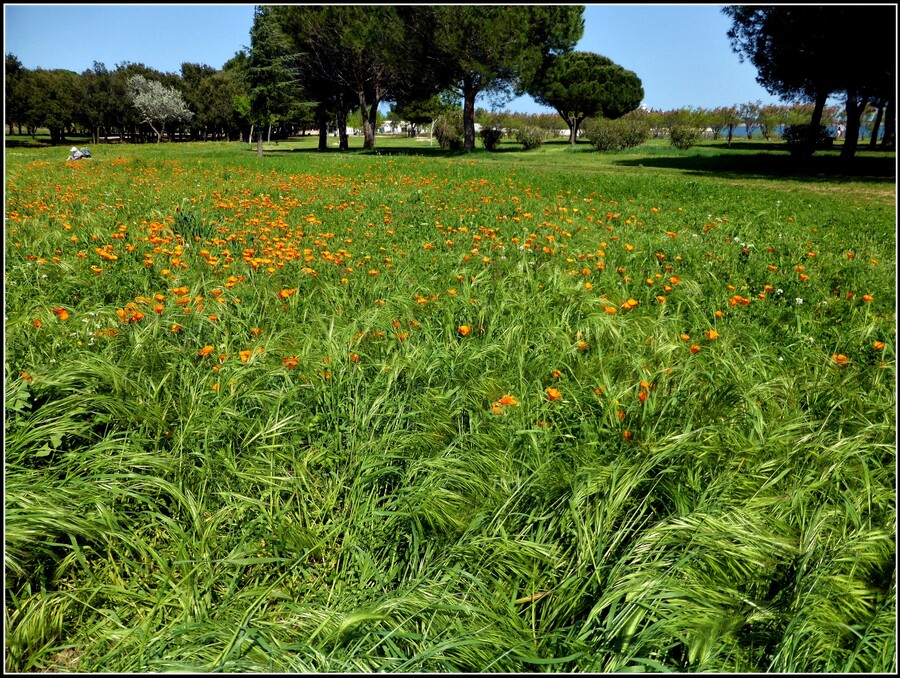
[4,136,896,672]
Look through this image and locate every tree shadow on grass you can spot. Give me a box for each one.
[611,149,896,183]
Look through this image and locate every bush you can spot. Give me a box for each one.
[514,126,545,150]
[669,125,701,151]
[432,113,464,151]
[479,127,503,151]
[782,123,833,158]
[583,118,649,151]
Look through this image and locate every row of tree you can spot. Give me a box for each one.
[6,5,894,159]
[723,5,895,157]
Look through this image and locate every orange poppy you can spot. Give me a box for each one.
[458,324,471,337]
[832,354,850,366]
[198,345,215,357]
[546,387,562,401]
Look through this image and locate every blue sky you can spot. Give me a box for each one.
[5,4,788,113]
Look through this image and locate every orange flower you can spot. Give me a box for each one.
[171,323,183,334]
[282,356,299,369]
[705,329,719,340]
[862,294,874,303]
[198,345,215,357]
[497,394,518,407]
[872,341,885,351]
[638,391,647,403]
[832,354,850,366]
[546,387,562,401]
[251,327,263,337]
[680,333,690,342]
[551,369,562,379]
[690,344,702,354]
[277,288,297,300]
[32,319,43,328]
[458,324,471,337]
[623,430,633,440]
[52,307,69,321]
[211,383,221,392]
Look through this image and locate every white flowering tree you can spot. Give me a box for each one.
[126,74,194,143]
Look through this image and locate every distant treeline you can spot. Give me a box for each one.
[4,54,888,146]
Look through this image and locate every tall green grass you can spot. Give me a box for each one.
[4,138,895,672]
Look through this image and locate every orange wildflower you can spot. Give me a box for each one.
[282,356,300,369]
[239,349,253,362]
[52,307,69,321]
[862,294,874,303]
[705,330,719,340]
[546,387,562,401]
[690,344,702,354]
[277,288,297,300]
[872,341,885,351]
[198,345,215,357]
[497,394,518,407]
[832,354,850,366]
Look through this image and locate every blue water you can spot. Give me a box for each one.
[717,124,884,140]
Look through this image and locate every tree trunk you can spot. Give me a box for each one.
[316,106,329,151]
[257,127,263,157]
[336,107,349,151]
[868,103,884,149]
[249,124,254,146]
[840,89,868,160]
[809,90,828,129]
[462,77,477,152]
[361,99,379,150]
[880,98,894,151]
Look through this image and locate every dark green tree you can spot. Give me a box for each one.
[5,53,28,135]
[723,5,896,157]
[248,5,300,155]
[528,50,643,145]
[420,5,584,151]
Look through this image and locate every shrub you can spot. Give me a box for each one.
[583,118,649,151]
[669,125,701,151]
[782,123,833,158]
[514,126,545,150]
[479,127,503,151]
[432,112,464,151]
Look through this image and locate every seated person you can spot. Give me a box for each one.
[68,147,83,161]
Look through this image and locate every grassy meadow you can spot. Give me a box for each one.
[4,134,896,672]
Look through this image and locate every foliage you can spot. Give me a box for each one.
[582,116,649,151]
[782,123,833,158]
[423,5,584,151]
[529,50,643,145]
[126,74,194,143]
[514,125,545,150]
[479,127,503,151]
[669,125,702,151]
[723,5,895,157]
[432,110,465,150]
